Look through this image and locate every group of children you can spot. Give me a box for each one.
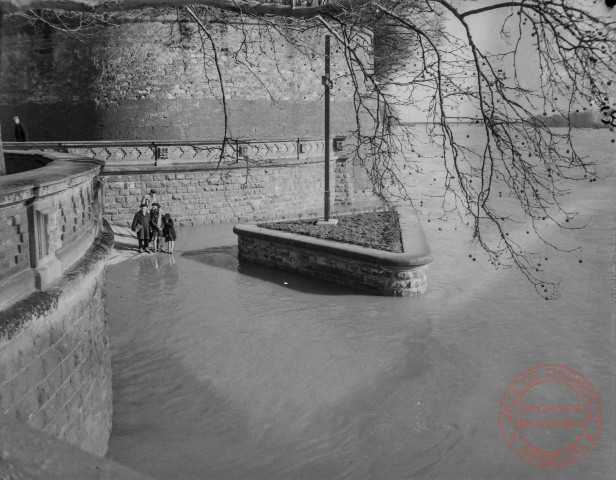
[131,189,177,254]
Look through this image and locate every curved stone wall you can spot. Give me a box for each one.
[0,152,105,307]
[0,152,113,456]
[97,137,358,225]
[0,12,361,142]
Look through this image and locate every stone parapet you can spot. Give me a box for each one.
[0,151,104,308]
[234,207,432,296]
[4,136,340,169]
[0,151,113,456]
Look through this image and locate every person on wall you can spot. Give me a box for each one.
[13,116,28,142]
[131,204,151,253]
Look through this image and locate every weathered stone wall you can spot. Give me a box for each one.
[0,194,34,310]
[3,137,378,225]
[0,13,361,142]
[235,225,429,296]
[0,152,104,306]
[0,224,113,456]
[101,155,334,225]
[0,152,113,456]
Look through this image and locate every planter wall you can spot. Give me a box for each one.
[234,207,432,296]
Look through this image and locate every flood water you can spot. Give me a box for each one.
[105,129,614,479]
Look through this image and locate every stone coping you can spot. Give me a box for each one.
[3,136,344,149]
[233,206,432,267]
[100,156,327,174]
[0,150,103,204]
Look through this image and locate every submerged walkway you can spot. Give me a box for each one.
[107,198,385,267]
[107,225,142,266]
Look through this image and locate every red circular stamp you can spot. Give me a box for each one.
[499,365,601,468]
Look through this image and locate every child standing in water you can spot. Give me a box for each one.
[163,213,177,254]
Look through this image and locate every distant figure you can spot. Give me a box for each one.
[140,189,157,209]
[149,203,164,252]
[13,116,28,142]
[131,204,151,253]
[162,213,177,254]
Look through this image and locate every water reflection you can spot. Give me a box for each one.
[182,245,361,296]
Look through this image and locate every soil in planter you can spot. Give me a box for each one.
[258,211,403,253]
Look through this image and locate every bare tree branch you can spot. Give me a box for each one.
[3,0,615,296]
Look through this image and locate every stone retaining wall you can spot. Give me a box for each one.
[0,151,113,456]
[0,224,113,456]
[88,137,377,225]
[234,208,432,296]
[101,156,332,225]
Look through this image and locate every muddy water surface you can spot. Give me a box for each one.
[106,129,614,480]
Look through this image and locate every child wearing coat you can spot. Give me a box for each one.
[162,213,177,254]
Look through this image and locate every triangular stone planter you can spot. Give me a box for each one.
[233,207,432,296]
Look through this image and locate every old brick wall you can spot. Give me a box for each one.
[0,13,361,142]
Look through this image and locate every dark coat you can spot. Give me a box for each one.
[163,218,177,241]
[131,211,150,240]
[150,209,163,234]
[14,123,28,142]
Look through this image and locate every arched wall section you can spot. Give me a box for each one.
[0,152,113,456]
[0,13,362,142]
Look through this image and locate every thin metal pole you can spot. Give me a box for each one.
[323,35,331,222]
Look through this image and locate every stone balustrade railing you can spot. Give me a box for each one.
[3,136,347,171]
[0,151,104,309]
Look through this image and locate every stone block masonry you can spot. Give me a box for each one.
[234,207,433,296]
[97,138,352,225]
[102,159,328,225]
[0,221,114,456]
[0,151,113,457]
[0,14,364,141]
[0,151,104,307]
[5,138,379,227]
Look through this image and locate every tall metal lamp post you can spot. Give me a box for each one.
[318,35,338,226]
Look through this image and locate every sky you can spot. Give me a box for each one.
[401,0,616,123]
